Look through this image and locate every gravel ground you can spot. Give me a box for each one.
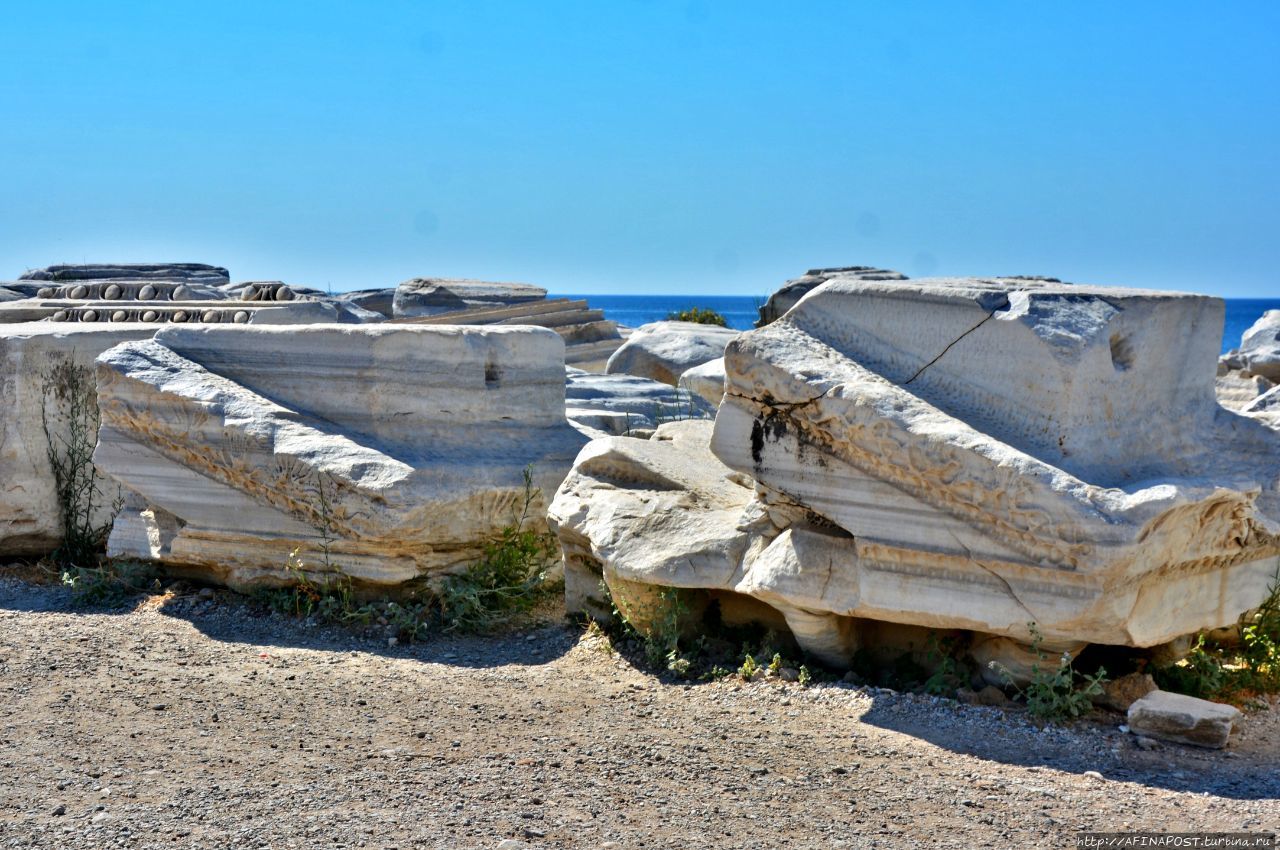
[0,572,1277,849]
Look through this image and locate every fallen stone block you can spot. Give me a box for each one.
[712,277,1280,650]
[30,280,225,302]
[20,263,230,286]
[1232,310,1280,382]
[397,298,623,370]
[756,266,907,327]
[552,276,1280,673]
[337,288,397,318]
[393,278,546,320]
[605,321,738,386]
[678,357,727,406]
[95,324,585,590]
[1126,690,1241,748]
[564,369,715,438]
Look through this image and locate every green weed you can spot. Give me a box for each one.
[921,633,967,696]
[991,623,1106,720]
[1154,567,1280,704]
[666,307,728,326]
[439,468,559,632]
[40,358,120,568]
[60,558,159,607]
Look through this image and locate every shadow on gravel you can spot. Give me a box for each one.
[0,571,147,617]
[150,589,580,671]
[856,692,1280,801]
[0,567,578,670]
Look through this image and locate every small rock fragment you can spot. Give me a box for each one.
[1127,690,1241,749]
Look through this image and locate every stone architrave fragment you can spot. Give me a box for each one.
[94,324,585,590]
[551,278,1280,667]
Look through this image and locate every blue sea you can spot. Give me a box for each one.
[555,294,1280,354]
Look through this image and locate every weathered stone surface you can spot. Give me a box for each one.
[0,324,158,556]
[1,282,43,301]
[605,321,738,386]
[94,324,584,590]
[970,635,1088,687]
[554,276,1280,671]
[1242,385,1280,429]
[242,300,385,324]
[30,280,226,302]
[19,263,230,286]
[1216,370,1273,411]
[338,288,396,318]
[712,277,1280,649]
[548,420,761,624]
[756,266,907,327]
[9,299,382,326]
[678,357,727,406]
[1126,690,1241,748]
[1231,310,1280,381]
[398,298,623,370]
[564,368,714,438]
[392,278,547,320]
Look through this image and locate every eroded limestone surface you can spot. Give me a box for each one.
[551,277,1280,669]
[95,324,585,590]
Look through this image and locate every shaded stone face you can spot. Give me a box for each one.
[19,263,230,286]
[755,265,908,327]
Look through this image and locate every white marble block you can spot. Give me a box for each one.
[550,277,1280,670]
[94,324,586,590]
[712,278,1280,649]
[605,321,739,386]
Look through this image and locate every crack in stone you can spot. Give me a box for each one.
[902,310,999,386]
[949,529,1039,624]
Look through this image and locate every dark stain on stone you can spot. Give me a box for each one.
[751,412,790,465]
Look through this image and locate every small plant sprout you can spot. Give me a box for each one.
[991,623,1106,721]
[1154,566,1280,705]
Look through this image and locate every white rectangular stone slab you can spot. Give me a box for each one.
[95,324,587,589]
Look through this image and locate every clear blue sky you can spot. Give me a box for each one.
[2,1,1278,297]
